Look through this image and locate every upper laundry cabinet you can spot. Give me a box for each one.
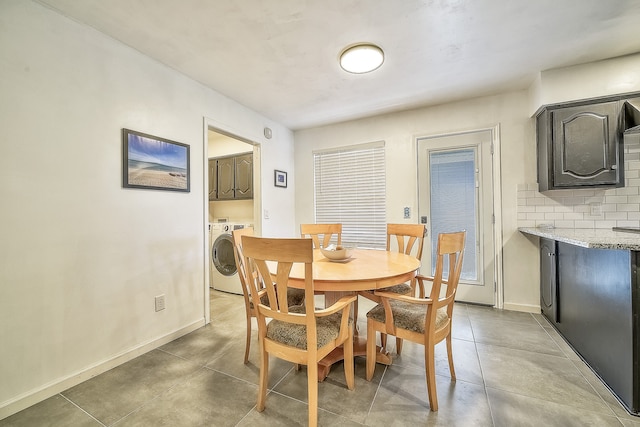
[209,152,253,201]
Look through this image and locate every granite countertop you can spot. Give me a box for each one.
[518,227,640,250]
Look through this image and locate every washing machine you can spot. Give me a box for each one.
[209,222,251,294]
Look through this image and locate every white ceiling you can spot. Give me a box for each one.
[37,0,640,130]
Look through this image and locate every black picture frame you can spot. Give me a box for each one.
[274,169,287,188]
[122,128,190,192]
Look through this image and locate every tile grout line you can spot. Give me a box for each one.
[476,311,625,423]
[116,367,210,426]
[58,393,107,427]
[535,313,625,419]
[466,308,497,427]
[363,363,388,425]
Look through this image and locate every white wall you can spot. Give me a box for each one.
[294,91,539,312]
[0,1,295,417]
[208,133,254,157]
[529,53,640,115]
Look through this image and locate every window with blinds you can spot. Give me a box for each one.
[313,142,386,249]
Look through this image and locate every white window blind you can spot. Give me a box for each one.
[429,149,478,280]
[313,142,386,249]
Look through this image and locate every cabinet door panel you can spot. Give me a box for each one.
[217,157,235,199]
[552,101,620,187]
[234,153,253,199]
[208,159,217,200]
[540,238,557,323]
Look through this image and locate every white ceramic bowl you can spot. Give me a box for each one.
[320,246,353,261]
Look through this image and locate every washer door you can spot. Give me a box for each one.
[212,234,237,276]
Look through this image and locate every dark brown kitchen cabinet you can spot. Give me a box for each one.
[537,99,623,191]
[553,242,640,414]
[534,236,640,414]
[209,151,253,201]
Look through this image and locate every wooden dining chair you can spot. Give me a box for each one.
[360,223,427,350]
[232,227,305,364]
[300,223,342,249]
[383,223,427,295]
[300,223,342,301]
[365,231,466,412]
[242,236,356,427]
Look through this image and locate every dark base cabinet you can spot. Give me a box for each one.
[540,238,557,323]
[549,242,640,414]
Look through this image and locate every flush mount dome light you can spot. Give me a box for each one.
[339,43,384,74]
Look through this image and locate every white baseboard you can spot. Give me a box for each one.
[502,302,540,313]
[0,318,205,420]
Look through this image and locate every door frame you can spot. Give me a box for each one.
[415,125,503,308]
[203,117,262,324]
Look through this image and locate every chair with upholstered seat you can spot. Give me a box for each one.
[365,231,465,412]
[361,223,427,351]
[242,236,356,427]
[232,227,305,364]
[300,223,342,249]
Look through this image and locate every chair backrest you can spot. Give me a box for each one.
[429,231,466,317]
[386,223,427,260]
[232,227,255,304]
[300,223,342,249]
[241,236,316,336]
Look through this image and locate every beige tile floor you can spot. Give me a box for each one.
[3,289,640,426]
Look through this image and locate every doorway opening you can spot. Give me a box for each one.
[208,129,255,224]
[204,123,261,324]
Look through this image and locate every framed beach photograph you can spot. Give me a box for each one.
[122,129,190,192]
[274,169,287,188]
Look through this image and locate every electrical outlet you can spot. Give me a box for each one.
[590,202,602,216]
[155,295,165,312]
[403,206,411,219]
[264,209,270,219]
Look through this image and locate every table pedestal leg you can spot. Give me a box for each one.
[317,288,393,381]
[317,336,392,381]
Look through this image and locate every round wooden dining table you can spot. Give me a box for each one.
[286,248,421,292]
[285,248,421,381]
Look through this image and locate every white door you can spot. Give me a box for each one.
[417,130,495,305]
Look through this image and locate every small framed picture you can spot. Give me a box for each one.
[274,169,287,188]
[122,129,190,192]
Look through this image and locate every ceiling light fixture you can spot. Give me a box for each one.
[339,43,384,74]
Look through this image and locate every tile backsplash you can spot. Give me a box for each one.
[518,147,640,229]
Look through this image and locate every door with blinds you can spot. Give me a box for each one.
[417,130,495,305]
